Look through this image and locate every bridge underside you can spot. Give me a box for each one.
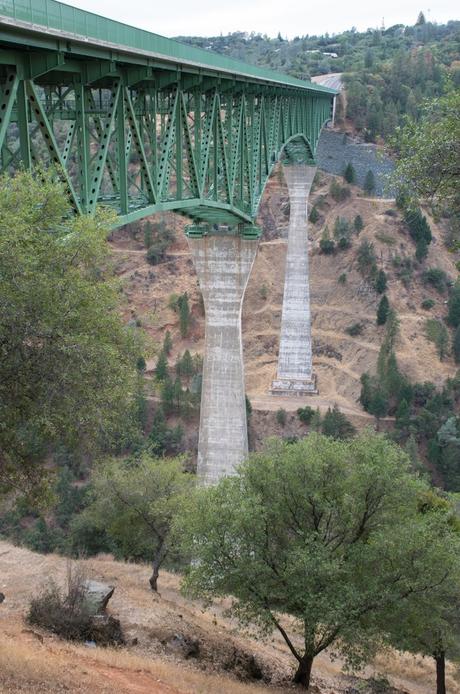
[0,24,333,227]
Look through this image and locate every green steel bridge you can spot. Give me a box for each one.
[0,0,335,231]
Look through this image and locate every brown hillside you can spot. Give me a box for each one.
[110,167,459,441]
[1,540,458,693]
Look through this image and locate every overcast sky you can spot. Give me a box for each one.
[60,0,458,39]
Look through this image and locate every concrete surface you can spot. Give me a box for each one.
[188,234,258,484]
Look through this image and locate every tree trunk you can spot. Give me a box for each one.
[149,543,168,592]
[434,651,446,694]
[293,655,314,689]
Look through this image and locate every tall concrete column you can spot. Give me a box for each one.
[188,234,258,484]
[271,164,318,396]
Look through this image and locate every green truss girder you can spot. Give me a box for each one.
[0,58,333,228]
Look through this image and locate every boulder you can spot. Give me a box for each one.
[82,580,114,614]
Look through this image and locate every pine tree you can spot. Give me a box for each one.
[144,222,153,249]
[377,295,390,325]
[354,215,364,233]
[163,330,173,356]
[453,325,460,364]
[343,163,356,184]
[374,269,388,294]
[416,11,426,25]
[178,292,190,338]
[309,206,319,224]
[161,375,175,414]
[179,350,194,380]
[155,350,168,380]
[364,169,376,195]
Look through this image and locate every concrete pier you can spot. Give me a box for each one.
[188,234,259,484]
[271,164,318,396]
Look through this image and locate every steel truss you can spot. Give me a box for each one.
[0,51,333,229]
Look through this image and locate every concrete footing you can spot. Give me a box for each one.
[271,164,318,396]
[188,234,258,485]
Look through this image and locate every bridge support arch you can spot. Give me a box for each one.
[187,231,259,485]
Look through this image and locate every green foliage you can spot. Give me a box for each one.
[144,220,175,265]
[147,409,183,456]
[338,273,347,285]
[143,222,153,249]
[356,239,377,278]
[377,295,390,325]
[343,162,356,184]
[79,455,193,589]
[454,326,460,364]
[329,179,351,202]
[178,293,190,338]
[321,404,356,439]
[296,406,314,425]
[345,322,363,336]
[354,214,364,233]
[447,285,460,327]
[163,330,173,355]
[391,91,460,220]
[425,319,450,360]
[308,206,319,224]
[421,298,435,310]
[259,283,268,300]
[155,350,169,381]
[276,408,287,427]
[374,269,388,294]
[363,169,376,195]
[180,433,460,688]
[422,267,450,293]
[0,171,141,499]
[403,208,432,260]
[333,216,351,241]
[319,226,335,254]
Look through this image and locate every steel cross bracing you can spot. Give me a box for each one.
[0,0,335,231]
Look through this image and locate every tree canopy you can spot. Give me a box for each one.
[0,171,142,499]
[179,432,460,689]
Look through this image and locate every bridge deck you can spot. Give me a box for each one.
[0,0,335,94]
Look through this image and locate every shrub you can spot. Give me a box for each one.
[146,241,168,265]
[356,239,377,277]
[345,322,363,336]
[320,227,335,254]
[343,162,356,184]
[329,179,351,202]
[309,206,319,224]
[155,350,168,380]
[297,406,314,425]
[422,268,450,294]
[338,237,351,250]
[377,295,390,325]
[178,293,190,338]
[276,408,287,427]
[338,273,347,285]
[421,298,435,310]
[27,565,124,645]
[259,283,268,300]
[363,169,376,195]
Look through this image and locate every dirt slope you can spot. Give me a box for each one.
[111,167,459,439]
[1,540,458,693]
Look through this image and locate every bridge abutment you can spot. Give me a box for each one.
[188,234,258,485]
[271,164,318,396]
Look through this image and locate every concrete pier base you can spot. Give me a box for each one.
[271,164,318,396]
[188,234,258,485]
